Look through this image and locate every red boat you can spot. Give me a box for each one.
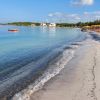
[8,29,19,32]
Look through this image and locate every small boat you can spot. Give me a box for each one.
[8,29,19,32]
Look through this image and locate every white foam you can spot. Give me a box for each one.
[12,45,79,100]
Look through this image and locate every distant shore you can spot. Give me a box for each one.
[81,25,100,33]
[1,20,100,28]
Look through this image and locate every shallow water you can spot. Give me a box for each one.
[0,25,87,99]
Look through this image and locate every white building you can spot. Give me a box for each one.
[49,23,56,27]
[31,24,35,27]
[41,23,47,27]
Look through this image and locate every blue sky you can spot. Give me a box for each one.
[0,0,100,23]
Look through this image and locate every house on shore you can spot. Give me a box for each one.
[41,22,56,27]
[41,23,47,27]
[31,24,36,27]
[49,23,56,27]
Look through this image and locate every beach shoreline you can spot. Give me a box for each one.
[0,26,87,100]
[29,38,100,100]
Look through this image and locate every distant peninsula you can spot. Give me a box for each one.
[1,20,100,33]
[5,20,100,27]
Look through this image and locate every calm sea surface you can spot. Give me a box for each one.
[0,25,87,99]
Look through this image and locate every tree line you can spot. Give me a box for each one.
[7,22,40,26]
[6,20,100,27]
[57,20,100,27]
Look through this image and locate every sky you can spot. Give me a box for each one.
[0,0,100,23]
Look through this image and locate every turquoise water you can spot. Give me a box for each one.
[0,26,85,57]
[0,25,86,99]
[0,26,86,66]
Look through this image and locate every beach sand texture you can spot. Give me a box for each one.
[30,39,100,100]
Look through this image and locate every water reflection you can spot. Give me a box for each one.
[41,27,56,37]
[41,27,48,33]
[48,27,56,37]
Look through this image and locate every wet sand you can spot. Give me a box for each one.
[30,39,100,100]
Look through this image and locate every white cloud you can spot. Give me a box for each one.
[71,0,94,6]
[85,11,100,20]
[48,12,63,17]
[95,15,100,19]
[48,13,53,17]
[48,12,81,23]
[47,11,100,23]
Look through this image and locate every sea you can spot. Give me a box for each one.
[0,25,87,100]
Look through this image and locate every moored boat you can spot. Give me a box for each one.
[8,29,19,32]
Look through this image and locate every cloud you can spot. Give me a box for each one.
[47,11,100,23]
[48,12,63,17]
[71,0,94,6]
[83,11,100,21]
[47,12,81,23]
[48,14,53,17]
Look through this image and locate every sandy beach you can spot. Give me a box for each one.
[30,38,100,100]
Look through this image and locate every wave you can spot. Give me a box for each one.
[12,43,80,100]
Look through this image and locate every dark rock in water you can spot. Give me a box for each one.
[81,28,87,32]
